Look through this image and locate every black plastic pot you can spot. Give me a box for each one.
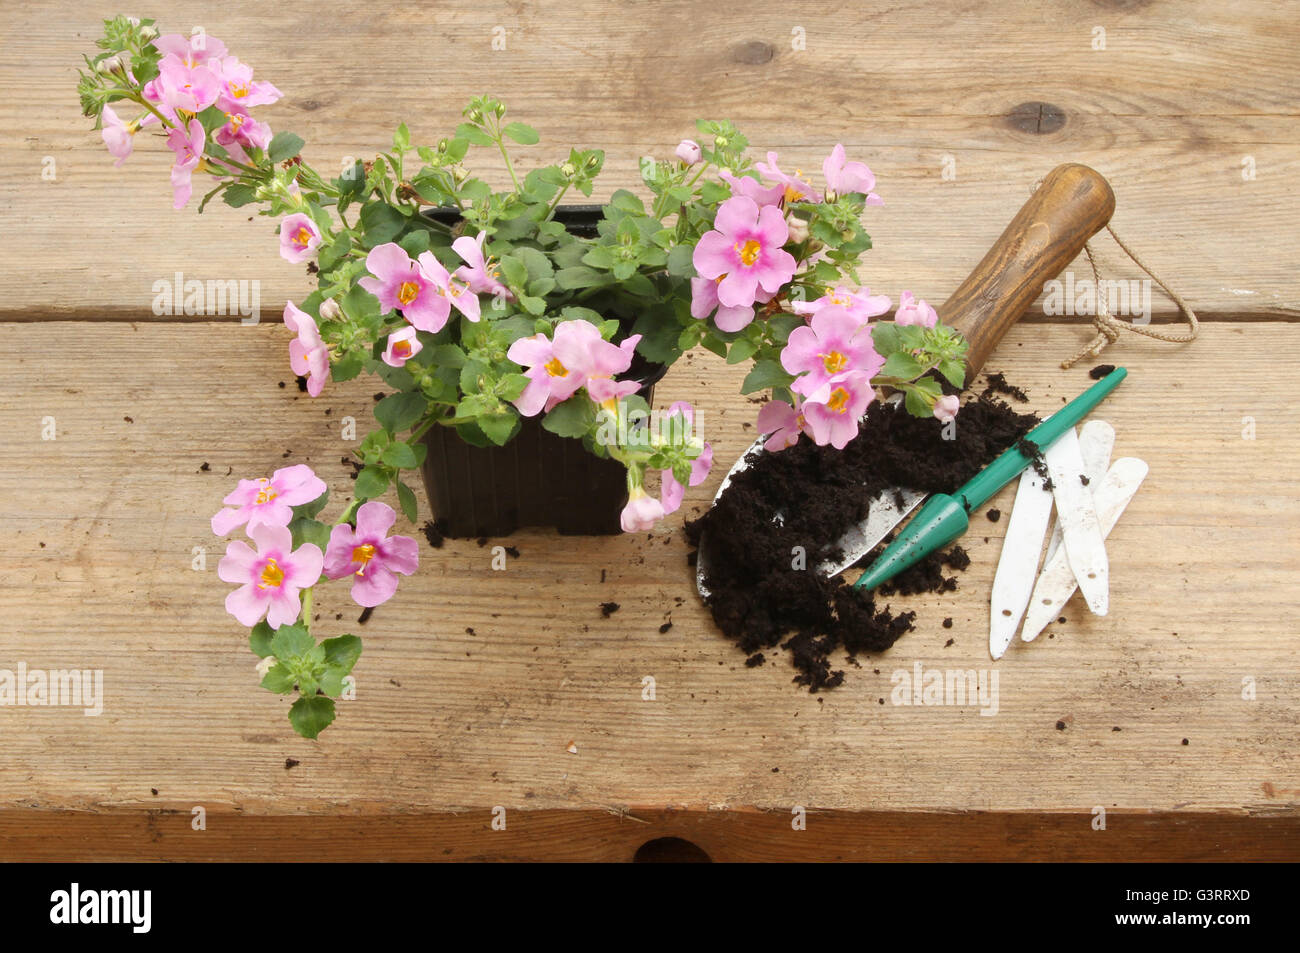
[418,205,666,538]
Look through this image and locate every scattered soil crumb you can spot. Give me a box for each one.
[599,601,620,618]
[421,520,445,549]
[1055,721,1067,731]
[986,508,1001,522]
[285,758,299,770]
[357,607,373,625]
[1089,364,1116,380]
[942,617,953,629]
[658,622,673,634]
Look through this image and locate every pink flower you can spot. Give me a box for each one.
[211,463,329,536]
[933,394,960,424]
[693,196,797,309]
[156,53,221,113]
[801,372,876,449]
[621,486,665,532]
[676,139,702,165]
[382,327,422,367]
[660,443,713,514]
[690,276,756,332]
[754,151,822,204]
[214,110,271,164]
[792,286,892,322]
[212,56,282,112]
[165,117,205,209]
[279,213,321,263]
[452,233,513,300]
[358,243,450,332]
[219,522,323,629]
[152,32,228,67]
[507,320,639,416]
[417,251,481,323]
[822,144,882,205]
[323,501,419,608]
[100,105,135,166]
[781,306,885,404]
[755,397,809,452]
[894,290,939,328]
[284,301,330,397]
[719,170,785,208]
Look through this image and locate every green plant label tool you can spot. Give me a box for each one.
[852,367,1128,593]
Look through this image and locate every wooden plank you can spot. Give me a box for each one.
[0,320,1296,852]
[1,0,1297,320]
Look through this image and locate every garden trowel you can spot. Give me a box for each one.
[697,163,1116,599]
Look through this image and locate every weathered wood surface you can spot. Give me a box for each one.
[0,0,1297,860]
[0,322,1296,861]
[0,0,1297,319]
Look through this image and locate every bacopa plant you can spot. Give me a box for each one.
[79,16,969,737]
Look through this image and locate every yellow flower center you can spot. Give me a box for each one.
[351,543,376,575]
[830,294,849,306]
[827,387,851,415]
[397,281,420,305]
[544,357,568,377]
[294,226,314,247]
[254,479,276,505]
[231,81,249,98]
[822,351,848,374]
[393,340,412,358]
[258,558,285,589]
[735,239,762,267]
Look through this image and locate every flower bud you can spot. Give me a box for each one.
[714,135,728,148]
[675,139,702,165]
[560,162,576,178]
[96,54,124,77]
[140,25,158,40]
[127,16,140,26]
[318,298,342,321]
[786,217,809,243]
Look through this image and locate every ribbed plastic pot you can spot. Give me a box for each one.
[418,205,667,538]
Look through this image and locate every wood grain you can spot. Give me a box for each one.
[0,321,1296,862]
[1,0,1297,320]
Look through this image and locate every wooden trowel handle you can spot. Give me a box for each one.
[940,163,1115,381]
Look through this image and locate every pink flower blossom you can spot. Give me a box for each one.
[822,144,882,205]
[219,522,323,629]
[358,243,450,333]
[165,117,205,209]
[676,139,702,165]
[689,276,776,333]
[211,463,328,536]
[153,32,228,67]
[452,233,513,300]
[212,56,282,112]
[283,301,330,397]
[719,170,785,208]
[279,213,322,263]
[781,306,885,404]
[620,486,665,532]
[100,105,136,166]
[660,444,713,514]
[754,151,822,204]
[156,53,221,113]
[323,501,419,608]
[801,372,876,449]
[933,394,960,424]
[382,327,422,367]
[755,397,810,452]
[417,251,481,323]
[693,196,797,309]
[214,110,271,164]
[792,286,892,322]
[507,320,640,416]
[894,290,939,328]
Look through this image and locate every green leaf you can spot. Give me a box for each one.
[381,442,419,469]
[478,408,520,446]
[541,399,596,438]
[502,122,540,145]
[518,294,546,315]
[354,465,390,499]
[938,358,966,389]
[270,624,314,661]
[331,351,364,383]
[359,202,406,246]
[267,131,304,163]
[260,663,297,695]
[374,391,427,432]
[393,121,411,153]
[904,385,933,418]
[428,344,468,369]
[871,322,902,356]
[396,479,418,523]
[289,516,330,551]
[249,621,275,658]
[288,696,336,740]
[321,634,363,675]
[880,352,925,381]
[741,360,796,395]
[290,488,329,521]
[222,184,257,208]
[455,123,494,146]
[554,266,610,291]
[666,244,696,277]
[726,338,759,364]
